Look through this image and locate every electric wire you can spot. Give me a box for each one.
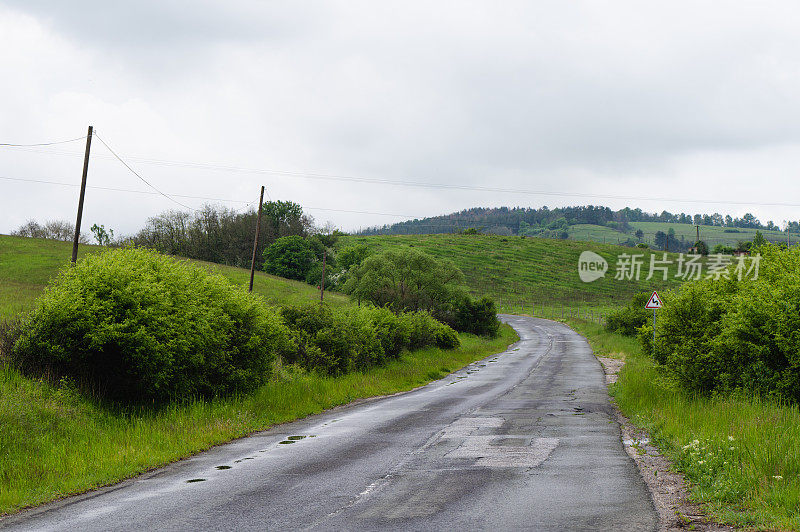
[0,175,250,204]
[4,144,799,209]
[92,132,197,211]
[0,175,414,217]
[0,136,85,147]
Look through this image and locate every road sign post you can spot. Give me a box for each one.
[644,291,663,344]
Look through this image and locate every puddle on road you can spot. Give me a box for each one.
[278,440,296,445]
[186,478,206,483]
[216,465,231,470]
[287,435,306,441]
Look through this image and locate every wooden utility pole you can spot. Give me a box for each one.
[695,224,700,243]
[71,126,93,263]
[248,186,265,293]
[320,249,326,302]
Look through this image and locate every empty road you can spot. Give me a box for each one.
[2,315,658,531]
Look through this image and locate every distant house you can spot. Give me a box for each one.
[733,250,750,257]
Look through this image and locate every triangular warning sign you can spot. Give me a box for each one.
[645,291,662,309]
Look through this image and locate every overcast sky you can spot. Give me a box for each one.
[3,1,800,237]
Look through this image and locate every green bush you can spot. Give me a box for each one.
[640,244,800,403]
[12,248,293,404]
[279,304,459,375]
[357,306,412,358]
[263,235,315,281]
[405,311,460,350]
[452,297,500,338]
[605,292,651,336]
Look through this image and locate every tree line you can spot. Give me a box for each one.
[359,205,788,236]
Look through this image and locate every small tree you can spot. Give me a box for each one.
[263,236,315,281]
[338,244,371,270]
[694,240,709,256]
[345,248,464,312]
[752,230,767,248]
[90,224,114,246]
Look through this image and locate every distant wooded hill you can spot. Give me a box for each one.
[357,206,797,249]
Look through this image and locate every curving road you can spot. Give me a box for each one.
[1,316,658,531]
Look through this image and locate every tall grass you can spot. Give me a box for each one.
[0,325,516,516]
[568,317,800,530]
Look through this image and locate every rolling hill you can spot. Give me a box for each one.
[339,234,695,308]
[0,234,348,319]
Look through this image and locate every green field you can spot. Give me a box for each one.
[567,223,632,244]
[0,234,348,318]
[628,222,792,248]
[340,234,692,309]
[557,221,794,248]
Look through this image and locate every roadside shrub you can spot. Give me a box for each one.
[343,247,499,337]
[452,296,500,338]
[357,306,412,358]
[406,311,460,350]
[280,304,385,374]
[640,244,800,403]
[605,292,651,337]
[279,304,459,375]
[12,248,292,404]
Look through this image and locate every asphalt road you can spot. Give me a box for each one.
[2,315,658,531]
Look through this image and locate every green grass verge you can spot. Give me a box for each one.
[566,317,800,531]
[0,324,517,516]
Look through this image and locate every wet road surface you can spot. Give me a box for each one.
[2,315,658,531]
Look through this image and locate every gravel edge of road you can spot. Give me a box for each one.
[596,357,736,532]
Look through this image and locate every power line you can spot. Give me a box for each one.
[6,144,800,209]
[0,175,249,204]
[3,172,794,229]
[0,136,85,147]
[93,133,197,211]
[0,174,414,218]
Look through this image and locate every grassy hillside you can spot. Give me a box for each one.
[0,234,348,318]
[340,234,692,307]
[628,222,791,248]
[565,221,791,248]
[567,224,628,244]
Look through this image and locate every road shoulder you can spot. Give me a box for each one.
[597,357,735,532]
